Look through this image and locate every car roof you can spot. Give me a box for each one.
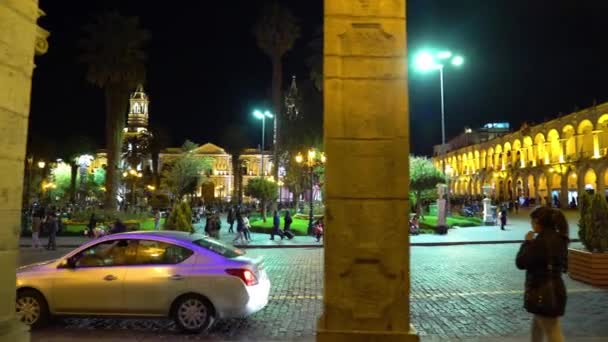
[109,230,207,243]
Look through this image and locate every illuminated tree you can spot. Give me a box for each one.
[245,177,278,222]
[410,156,446,215]
[161,143,212,201]
[79,12,150,210]
[253,1,300,178]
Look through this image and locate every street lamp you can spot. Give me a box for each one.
[414,49,464,218]
[295,149,326,235]
[123,169,143,207]
[37,160,45,169]
[253,109,274,179]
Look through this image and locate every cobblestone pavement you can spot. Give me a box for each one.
[19,244,608,341]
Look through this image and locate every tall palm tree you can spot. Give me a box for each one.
[221,124,249,204]
[149,123,171,188]
[79,12,150,210]
[253,1,300,179]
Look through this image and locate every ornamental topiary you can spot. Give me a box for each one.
[579,192,608,252]
[164,201,193,233]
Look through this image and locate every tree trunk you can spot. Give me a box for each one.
[231,154,240,203]
[271,55,282,180]
[152,151,160,188]
[261,200,267,222]
[103,84,129,211]
[69,163,78,204]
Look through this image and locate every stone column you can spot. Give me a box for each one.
[560,173,568,209]
[0,1,47,341]
[319,1,418,341]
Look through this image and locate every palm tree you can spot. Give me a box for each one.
[221,124,249,204]
[253,1,300,178]
[58,136,96,204]
[79,12,150,210]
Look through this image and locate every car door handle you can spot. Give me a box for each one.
[169,274,184,280]
[104,274,117,281]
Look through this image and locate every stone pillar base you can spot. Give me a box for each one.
[0,318,30,342]
[317,326,419,342]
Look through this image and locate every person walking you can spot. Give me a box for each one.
[45,212,58,250]
[516,206,569,342]
[31,207,43,248]
[227,207,235,233]
[284,210,293,233]
[500,206,507,230]
[270,210,284,240]
[313,218,324,242]
[87,213,97,238]
[242,213,252,242]
[154,209,161,230]
[233,212,246,244]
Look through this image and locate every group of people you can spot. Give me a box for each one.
[30,206,59,250]
[227,207,253,244]
[204,212,222,239]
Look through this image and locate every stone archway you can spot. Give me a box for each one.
[584,168,597,191]
[538,174,548,204]
[201,181,215,204]
[527,174,536,199]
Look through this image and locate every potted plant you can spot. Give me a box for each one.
[568,192,608,286]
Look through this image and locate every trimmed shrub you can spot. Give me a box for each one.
[580,193,608,252]
[164,201,193,233]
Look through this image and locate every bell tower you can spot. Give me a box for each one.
[123,84,152,170]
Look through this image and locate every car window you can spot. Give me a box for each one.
[135,240,194,265]
[192,238,244,258]
[74,239,137,267]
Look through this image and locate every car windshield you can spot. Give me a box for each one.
[192,238,245,258]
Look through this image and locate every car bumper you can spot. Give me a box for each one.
[221,277,270,317]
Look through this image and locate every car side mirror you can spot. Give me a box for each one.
[60,256,77,269]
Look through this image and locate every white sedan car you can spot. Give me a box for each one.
[16,231,270,333]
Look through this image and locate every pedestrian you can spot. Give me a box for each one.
[233,212,247,244]
[314,218,324,242]
[515,199,520,214]
[45,212,58,251]
[31,208,42,248]
[211,213,221,239]
[409,214,420,235]
[283,210,293,233]
[270,210,284,240]
[243,213,252,242]
[500,206,507,230]
[154,209,161,230]
[109,219,127,235]
[227,207,235,233]
[516,206,569,342]
[87,213,97,238]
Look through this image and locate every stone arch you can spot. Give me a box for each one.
[583,168,597,191]
[598,114,608,155]
[494,144,503,169]
[503,142,512,168]
[467,151,474,173]
[201,181,215,203]
[562,124,576,160]
[474,150,480,171]
[523,136,534,166]
[534,133,547,165]
[512,139,522,166]
[577,119,594,157]
[516,176,524,198]
[547,129,561,163]
[487,147,494,169]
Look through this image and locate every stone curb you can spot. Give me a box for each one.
[18,239,581,249]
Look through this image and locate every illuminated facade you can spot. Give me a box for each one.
[159,143,273,202]
[123,84,153,170]
[433,102,608,207]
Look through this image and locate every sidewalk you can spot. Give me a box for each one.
[19,208,582,249]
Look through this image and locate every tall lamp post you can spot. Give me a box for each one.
[295,149,326,235]
[123,169,143,208]
[253,109,274,179]
[414,49,464,219]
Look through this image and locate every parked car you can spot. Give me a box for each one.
[16,231,270,333]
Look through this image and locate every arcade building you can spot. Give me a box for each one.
[432,101,608,208]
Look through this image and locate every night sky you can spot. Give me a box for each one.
[30,0,608,156]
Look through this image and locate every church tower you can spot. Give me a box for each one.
[123,84,152,170]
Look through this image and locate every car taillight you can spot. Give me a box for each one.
[225,268,258,286]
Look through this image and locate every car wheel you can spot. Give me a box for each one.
[173,295,214,334]
[16,289,49,329]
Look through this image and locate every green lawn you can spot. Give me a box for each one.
[420,215,483,228]
[249,217,311,236]
[62,218,165,235]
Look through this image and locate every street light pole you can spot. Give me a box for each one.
[253,109,274,180]
[439,66,450,216]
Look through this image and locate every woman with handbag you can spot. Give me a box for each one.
[516,206,569,342]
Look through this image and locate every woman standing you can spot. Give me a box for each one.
[31,207,44,248]
[516,206,569,342]
[233,212,246,244]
